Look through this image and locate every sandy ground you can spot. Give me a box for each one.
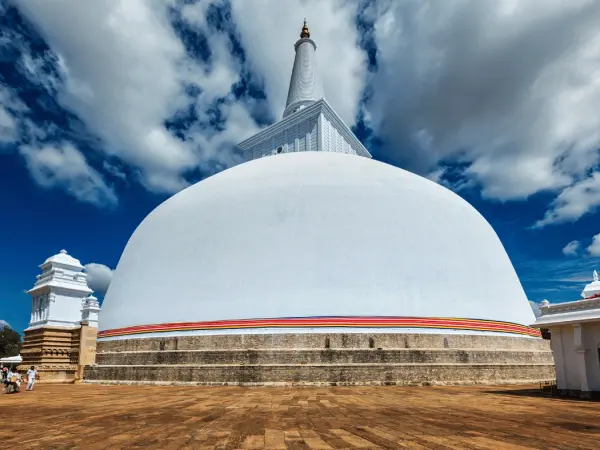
[1,383,599,449]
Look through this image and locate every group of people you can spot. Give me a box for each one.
[1,366,38,393]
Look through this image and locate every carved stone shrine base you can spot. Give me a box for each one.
[20,324,98,384]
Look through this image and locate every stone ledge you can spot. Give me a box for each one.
[97,332,551,352]
[97,347,554,354]
[96,349,554,366]
[85,363,556,386]
[92,362,555,368]
[83,378,558,387]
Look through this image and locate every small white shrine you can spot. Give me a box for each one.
[27,249,95,329]
[581,270,600,299]
[533,270,600,398]
[81,295,101,328]
[21,249,101,383]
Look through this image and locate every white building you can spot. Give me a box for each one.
[21,249,101,383]
[26,249,95,330]
[98,21,538,341]
[533,271,600,398]
[87,20,552,387]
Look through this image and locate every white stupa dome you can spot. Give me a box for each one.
[99,152,536,338]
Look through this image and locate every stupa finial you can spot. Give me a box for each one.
[300,18,310,39]
[594,270,599,282]
[60,249,67,254]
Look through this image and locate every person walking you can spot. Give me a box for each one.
[26,366,38,391]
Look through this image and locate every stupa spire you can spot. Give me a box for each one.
[283,19,323,118]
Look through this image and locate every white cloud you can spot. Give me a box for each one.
[367,0,600,208]
[587,233,600,257]
[562,240,581,256]
[102,161,127,181]
[13,0,258,195]
[11,0,363,201]
[84,263,114,296]
[9,0,600,229]
[20,143,118,207]
[534,172,600,227]
[0,320,10,329]
[0,84,27,145]
[0,104,17,143]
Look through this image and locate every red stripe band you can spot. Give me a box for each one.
[98,316,541,338]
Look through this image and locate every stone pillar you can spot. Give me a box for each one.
[317,113,324,152]
[572,324,590,396]
[75,295,101,382]
[75,321,98,382]
[549,327,566,390]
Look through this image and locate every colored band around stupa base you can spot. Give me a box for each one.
[98,316,541,338]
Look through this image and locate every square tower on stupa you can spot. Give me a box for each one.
[237,20,371,161]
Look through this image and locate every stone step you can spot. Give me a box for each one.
[97,347,552,354]
[93,362,555,367]
[98,333,551,353]
[84,363,556,386]
[96,348,554,366]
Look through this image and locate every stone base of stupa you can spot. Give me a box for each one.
[84,332,555,386]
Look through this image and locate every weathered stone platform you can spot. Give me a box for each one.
[85,332,555,386]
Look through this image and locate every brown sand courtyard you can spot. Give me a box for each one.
[1,384,599,449]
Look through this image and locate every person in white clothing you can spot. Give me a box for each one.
[5,369,14,391]
[26,366,38,391]
[4,369,21,393]
[14,370,22,389]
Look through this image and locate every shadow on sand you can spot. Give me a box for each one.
[485,388,600,402]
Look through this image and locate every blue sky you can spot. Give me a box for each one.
[1,0,600,333]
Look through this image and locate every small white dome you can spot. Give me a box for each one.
[43,249,83,269]
[100,152,535,334]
